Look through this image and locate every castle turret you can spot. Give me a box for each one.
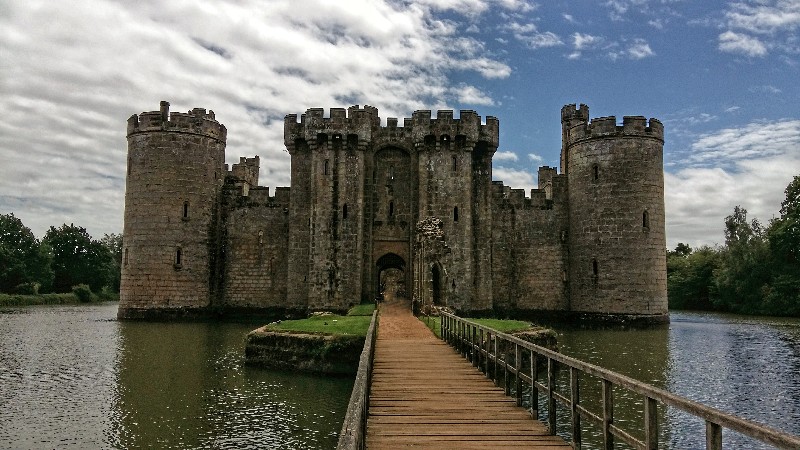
[119,101,227,319]
[562,105,667,321]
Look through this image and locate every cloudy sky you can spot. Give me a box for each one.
[1,0,798,249]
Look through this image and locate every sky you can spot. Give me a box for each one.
[1,0,798,249]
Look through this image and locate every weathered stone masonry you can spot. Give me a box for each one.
[118,101,668,323]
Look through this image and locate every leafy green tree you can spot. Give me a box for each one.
[99,233,122,292]
[667,245,720,310]
[763,176,800,315]
[0,213,53,293]
[768,176,800,265]
[714,206,771,313]
[43,224,113,293]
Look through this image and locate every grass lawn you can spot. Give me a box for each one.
[0,292,119,307]
[264,303,376,337]
[420,316,533,338]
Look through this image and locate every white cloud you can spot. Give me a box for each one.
[724,0,800,34]
[718,30,768,56]
[492,166,536,192]
[0,0,518,238]
[725,106,741,113]
[528,153,544,163]
[573,33,603,50]
[665,119,800,247]
[453,84,495,105]
[494,151,519,161]
[627,38,655,59]
[563,13,578,24]
[718,1,800,57]
[503,22,563,48]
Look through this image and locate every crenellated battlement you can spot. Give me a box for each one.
[284,106,499,150]
[562,105,663,145]
[561,103,590,124]
[228,156,260,187]
[127,101,227,141]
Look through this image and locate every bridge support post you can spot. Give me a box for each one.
[706,421,722,450]
[530,351,539,419]
[571,367,581,449]
[602,379,614,450]
[645,396,658,450]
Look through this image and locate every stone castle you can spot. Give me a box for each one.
[118,101,668,323]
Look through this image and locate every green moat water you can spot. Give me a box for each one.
[0,303,351,449]
[1,304,798,448]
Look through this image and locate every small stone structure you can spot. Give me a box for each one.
[118,101,667,323]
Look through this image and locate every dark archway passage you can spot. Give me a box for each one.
[431,264,442,305]
[376,253,407,304]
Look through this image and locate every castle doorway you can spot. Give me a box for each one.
[376,253,407,305]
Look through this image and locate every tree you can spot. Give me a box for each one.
[763,176,800,315]
[0,213,53,293]
[768,175,800,265]
[714,206,771,314]
[43,224,113,293]
[667,245,719,310]
[99,233,123,292]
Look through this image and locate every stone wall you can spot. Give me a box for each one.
[120,101,668,323]
[119,102,226,318]
[223,187,290,308]
[563,105,668,318]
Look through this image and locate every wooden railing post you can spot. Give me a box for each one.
[602,379,614,450]
[504,344,510,396]
[548,358,556,435]
[493,336,498,386]
[530,349,539,420]
[515,343,522,406]
[571,367,581,449]
[706,421,722,450]
[484,331,490,377]
[645,396,658,450]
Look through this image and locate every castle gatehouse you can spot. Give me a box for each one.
[118,101,668,323]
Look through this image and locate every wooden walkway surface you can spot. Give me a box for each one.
[366,298,570,449]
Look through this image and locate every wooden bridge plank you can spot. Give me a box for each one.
[365,298,570,449]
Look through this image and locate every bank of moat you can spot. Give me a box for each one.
[118,101,668,323]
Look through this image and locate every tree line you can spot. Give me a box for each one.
[667,175,800,316]
[0,214,121,297]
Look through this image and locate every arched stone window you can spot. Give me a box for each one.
[452,155,458,172]
[175,247,183,268]
[593,164,599,181]
[453,206,459,222]
[182,201,189,220]
[592,259,598,277]
[642,210,650,229]
[343,203,348,220]
[324,159,329,175]
[389,201,394,217]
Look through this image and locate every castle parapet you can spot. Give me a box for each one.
[284,106,499,150]
[562,103,663,145]
[229,156,260,187]
[127,101,227,142]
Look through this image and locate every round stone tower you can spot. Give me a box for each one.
[118,101,227,319]
[561,104,667,322]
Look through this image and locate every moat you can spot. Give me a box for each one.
[1,303,798,448]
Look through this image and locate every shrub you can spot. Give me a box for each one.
[71,284,93,303]
[14,282,40,295]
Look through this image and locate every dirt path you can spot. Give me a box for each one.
[377,294,435,340]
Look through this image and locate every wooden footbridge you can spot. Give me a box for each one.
[337,299,800,450]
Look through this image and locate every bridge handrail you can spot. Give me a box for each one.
[439,312,800,450]
[336,310,378,450]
